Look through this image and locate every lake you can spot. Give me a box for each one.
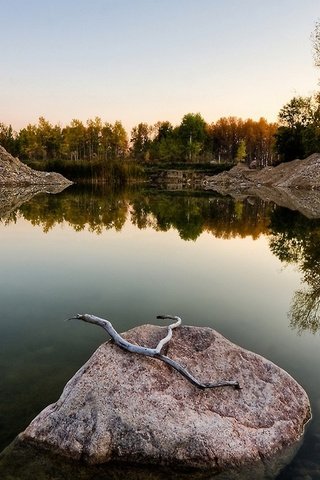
[0,184,319,479]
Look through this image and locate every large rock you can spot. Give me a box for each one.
[19,325,311,472]
[0,145,72,185]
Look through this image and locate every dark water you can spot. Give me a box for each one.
[0,185,320,479]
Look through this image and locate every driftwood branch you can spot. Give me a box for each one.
[69,313,241,390]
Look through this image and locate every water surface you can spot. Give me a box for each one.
[0,185,319,479]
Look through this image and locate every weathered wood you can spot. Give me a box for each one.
[70,313,241,390]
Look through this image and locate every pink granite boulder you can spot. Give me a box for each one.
[20,325,311,472]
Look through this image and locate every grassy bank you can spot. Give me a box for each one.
[25,158,145,185]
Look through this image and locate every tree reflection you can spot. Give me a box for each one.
[130,191,271,241]
[290,289,320,333]
[1,186,272,241]
[269,209,320,334]
[17,185,128,234]
[2,185,320,332]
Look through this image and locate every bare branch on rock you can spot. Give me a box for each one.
[69,313,241,390]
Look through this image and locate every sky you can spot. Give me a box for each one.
[0,0,319,133]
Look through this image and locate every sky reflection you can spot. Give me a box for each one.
[0,189,320,478]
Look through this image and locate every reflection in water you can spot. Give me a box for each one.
[0,437,301,480]
[0,184,70,220]
[3,184,272,240]
[1,185,320,479]
[269,209,320,334]
[2,185,320,335]
[15,185,128,234]
[130,192,272,241]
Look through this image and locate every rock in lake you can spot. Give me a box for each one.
[19,324,311,472]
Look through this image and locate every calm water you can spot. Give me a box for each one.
[0,185,320,479]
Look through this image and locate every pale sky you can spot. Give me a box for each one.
[0,0,319,133]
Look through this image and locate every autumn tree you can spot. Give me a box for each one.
[130,123,152,160]
[207,117,277,166]
[208,117,242,162]
[36,117,62,160]
[62,119,87,161]
[18,124,40,160]
[110,121,128,159]
[236,139,247,163]
[86,117,103,160]
[16,118,62,161]
[1,112,278,170]
[252,118,278,167]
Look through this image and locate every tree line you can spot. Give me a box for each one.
[130,114,278,167]
[1,20,320,175]
[0,114,278,167]
[1,96,320,174]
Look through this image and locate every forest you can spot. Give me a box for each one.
[0,114,277,165]
[0,92,320,183]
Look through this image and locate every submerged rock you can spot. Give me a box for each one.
[19,325,311,472]
[0,145,72,186]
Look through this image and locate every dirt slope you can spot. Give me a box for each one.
[0,145,72,186]
[204,153,320,190]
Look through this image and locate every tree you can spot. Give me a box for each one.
[278,96,314,129]
[236,139,247,163]
[208,117,242,163]
[111,121,128,159]
[130,123,151,160]
[18,124,40,160]
[36,117,62,160]
[86,117,103,160]
[154,121,174,142]
[178,113,207,161]
[207,117,277,166]
[62,119,86,161]
[275,126,305,162]
[148,122,185,162]
[0,123,17,155]
[17,117,63,161]
[100,121,128,160]
[275,95,320,161]
[100,122,113,161]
